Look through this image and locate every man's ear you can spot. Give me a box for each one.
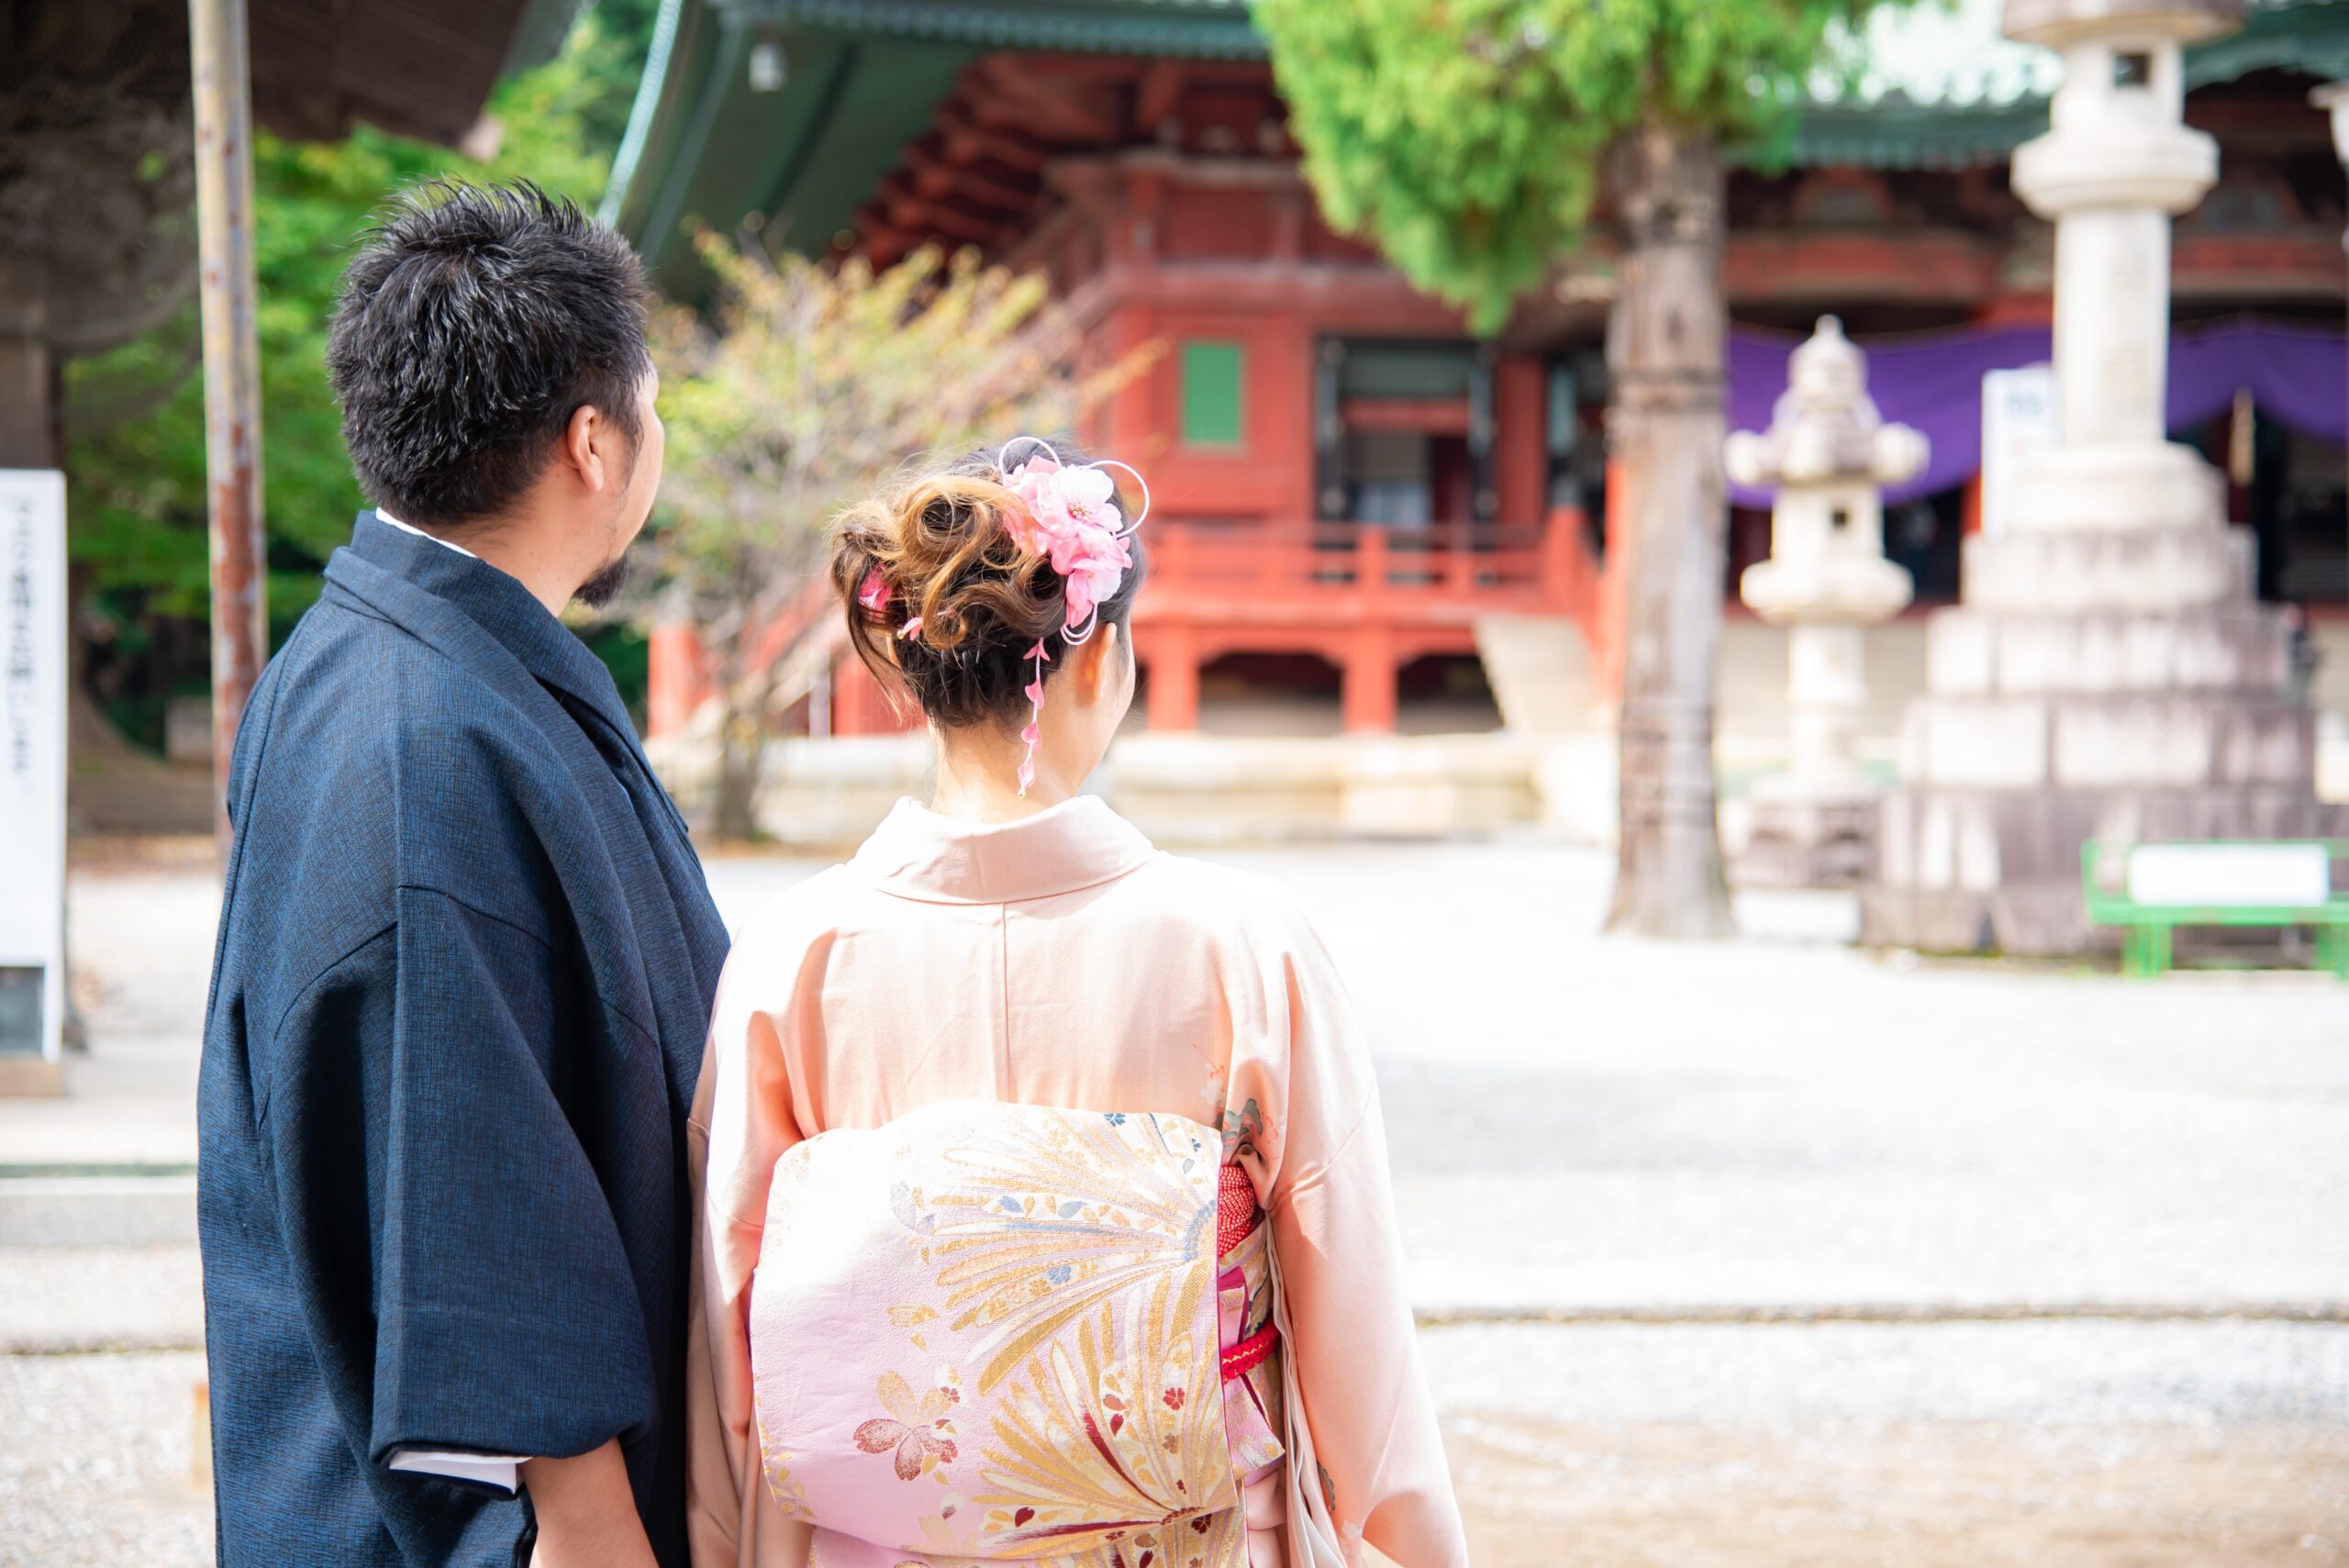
[558,404,609,495]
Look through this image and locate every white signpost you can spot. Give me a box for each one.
[1979,363,2059,537]
[0,470,67,1093]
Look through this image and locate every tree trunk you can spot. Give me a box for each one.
[1603,125,1736,940]
[714,700,763,843]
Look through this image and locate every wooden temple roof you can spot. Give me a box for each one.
[606,0,2349,298]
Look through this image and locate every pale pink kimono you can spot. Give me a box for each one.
[686,796,1469,1568]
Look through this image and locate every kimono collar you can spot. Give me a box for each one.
[331,510,639,744]
[851,795,1157,905]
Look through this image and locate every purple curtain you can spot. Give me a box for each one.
[1724,317,2347,508]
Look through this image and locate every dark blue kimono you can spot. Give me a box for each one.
[198,513,731,1568]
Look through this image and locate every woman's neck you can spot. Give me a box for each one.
[929,728,1077,823]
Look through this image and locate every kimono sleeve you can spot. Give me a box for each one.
[1230,901,1471,1568]
[354,884,657,1467]
[685,914,820,1568]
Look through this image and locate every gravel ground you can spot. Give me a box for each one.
[0,1351,212,1568]
[5,835,2345,1563]
[9,1322,2347,1568]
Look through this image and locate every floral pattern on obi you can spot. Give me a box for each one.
[750,1102,1278,1567]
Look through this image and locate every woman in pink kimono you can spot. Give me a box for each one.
[687,439,1469,1568]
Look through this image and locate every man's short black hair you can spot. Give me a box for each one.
[327,179,652,528]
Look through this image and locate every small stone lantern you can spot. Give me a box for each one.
[1727,316,1927,886]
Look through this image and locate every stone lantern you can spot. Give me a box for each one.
[1867,0,2341,955]
[1728,317,1927,886]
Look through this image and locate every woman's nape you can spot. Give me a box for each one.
[930,621,1133,822]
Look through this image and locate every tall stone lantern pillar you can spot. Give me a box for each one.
[1729,318,1926,886]
[2005,0,2225,533]
[1867,0,2342,955]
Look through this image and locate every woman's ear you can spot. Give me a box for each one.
[1085,623,1123,704]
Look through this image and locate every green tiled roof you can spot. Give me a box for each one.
[607,0,2349,294]
[733,0,1263,57]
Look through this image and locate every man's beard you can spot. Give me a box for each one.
[576,550,631,609]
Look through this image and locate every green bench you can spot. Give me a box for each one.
[2082,840,2349,977]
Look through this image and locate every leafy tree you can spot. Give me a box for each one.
[63,3,648,741]
[1257,0,1884,938]
[645,235,1154,839]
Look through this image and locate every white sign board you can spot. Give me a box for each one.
[2127,842,2332,909]
[1980,364,2058,537]
[0,471,67,1067]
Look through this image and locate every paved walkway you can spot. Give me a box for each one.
[5,837,2345,1564]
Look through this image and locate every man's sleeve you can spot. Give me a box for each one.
[268,883,659,1474]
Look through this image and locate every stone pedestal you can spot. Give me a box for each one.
[1730,318,1924,887]
[1865,0,2344,954]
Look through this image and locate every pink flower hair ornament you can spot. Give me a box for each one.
[993,435,1150,795]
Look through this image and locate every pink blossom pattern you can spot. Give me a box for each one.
[1002,452,1135,637]
[995,439,1149,797]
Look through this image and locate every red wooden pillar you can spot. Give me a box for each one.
[831,654,900,737]
[1145,624,1201,731]
[647,623,707,740]
[1341,626,1398,734]
[1494,357,1546,526]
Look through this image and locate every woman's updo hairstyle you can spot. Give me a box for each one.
[830,444,1148,731]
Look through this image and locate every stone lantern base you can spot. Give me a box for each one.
[1861,520,2345,954]
[1742,777,1885,890]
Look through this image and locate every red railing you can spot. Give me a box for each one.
[651,509,1608,738]
[1141,515,1593,621]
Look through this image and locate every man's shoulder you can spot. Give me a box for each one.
[269,594,506,720]
[258,599,558,777]
[237,598,571,886]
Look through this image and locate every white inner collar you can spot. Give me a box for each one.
[374,507,479,560]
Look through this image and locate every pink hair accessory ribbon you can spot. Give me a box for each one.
[996,436,1149,795]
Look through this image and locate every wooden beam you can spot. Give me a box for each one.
[877,176,1005,245]
[1135,60,1186,135]
[853,206,920,267]
[968,56,1122,143]
[934,98,1052,172]
[904,136,1035,213]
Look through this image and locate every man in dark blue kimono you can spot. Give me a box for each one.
[199,181,730,1568]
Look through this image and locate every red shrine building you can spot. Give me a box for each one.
[608,0,2349,743]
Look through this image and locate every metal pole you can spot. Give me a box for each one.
[190,0,267,859]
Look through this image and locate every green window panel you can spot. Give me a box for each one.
[1181,339,1244,448]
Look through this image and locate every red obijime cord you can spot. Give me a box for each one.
[1217,1162,1278,1383]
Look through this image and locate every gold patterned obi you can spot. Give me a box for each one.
[748,1102,1286,1568]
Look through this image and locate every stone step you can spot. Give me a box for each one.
[1472,614,1604,736]
[1898,694,2316,791]
[0,1244,203,1352]
[1868,784,2349,953]
[0,1174,198,1248]
[1926,604,2292,697]
[1962,524,2254,614]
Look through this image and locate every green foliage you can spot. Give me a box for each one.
[1255,0,1878,330]
[646,235,1155,660]
[63,1,650,650]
